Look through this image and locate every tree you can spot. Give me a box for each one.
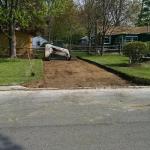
[94,0,132,55]
[78,0,134,55]
[126,0,141,26]
[77,0,97,53]
[45,0,86,47]
[123,41,148,64]
[0,0,47,58]
[46,0,74,42]
[137,0,150,26]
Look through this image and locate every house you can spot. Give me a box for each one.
[79,36,89,45]
[80,26,150,47]
[32,36,48,48]
[104,26,150,46]
[0,31,32,56]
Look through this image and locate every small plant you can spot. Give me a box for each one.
[27,49,36,77]
[31,72,35,77]
[123,41,148,64]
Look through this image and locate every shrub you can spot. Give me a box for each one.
[145,41,150,57]
[123,41,148,64]
[146,41,150,51]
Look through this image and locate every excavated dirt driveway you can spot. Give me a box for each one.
[25,60,130,89]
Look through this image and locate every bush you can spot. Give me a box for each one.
[146,41,150,51]
[123,41,148,64]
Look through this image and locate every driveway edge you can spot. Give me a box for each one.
[77,57,150,86]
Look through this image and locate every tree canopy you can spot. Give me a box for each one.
[0,0,47,57]
[137,0,150,26]
[0,0,47,30]
[0,0,147,57]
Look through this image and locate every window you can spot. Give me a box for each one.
[125,36,138,43]
[37,41,41,46]
[104,36,111,44]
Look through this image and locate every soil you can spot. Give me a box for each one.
[24,59,130,89]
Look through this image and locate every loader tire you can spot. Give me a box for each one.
[67,55,71,61]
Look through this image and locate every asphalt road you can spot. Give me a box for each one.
[0,88,150,150]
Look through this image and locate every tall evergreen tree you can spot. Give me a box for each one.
[138,0,150,26]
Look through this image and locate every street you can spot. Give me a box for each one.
[0,88,150,150]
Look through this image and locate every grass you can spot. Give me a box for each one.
[73,51,150,80]
[0,58,43,85]
[71,51,89,57]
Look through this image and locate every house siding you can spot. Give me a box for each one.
[138,33,150,42]
[32,36,48,48]
[0,31,32,56]
[109,33,150,46]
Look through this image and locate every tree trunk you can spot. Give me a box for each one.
[48,20,51,43]
[100,35,105,56]
[94,20,98,54]
[9,22,17,58]
[8,0,17,58]
[88,31,91,54]
[9,23,17,58]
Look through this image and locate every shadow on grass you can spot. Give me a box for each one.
[106,63,129,67]
[0,58,21,63]
[0,59,11,63]
[0,133,24,150]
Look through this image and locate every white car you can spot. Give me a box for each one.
[45,44,71,61]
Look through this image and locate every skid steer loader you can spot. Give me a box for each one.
[45,44,71,61]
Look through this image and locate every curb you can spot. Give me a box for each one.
[0,86,106,91]
[0,86,28,91]
[78,57,150,86]
[0,85,150,91]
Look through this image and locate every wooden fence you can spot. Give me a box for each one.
[70,44,122,54]
[0,44,122,58]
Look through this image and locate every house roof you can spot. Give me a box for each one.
[81,36,89,40]
[106,26,150,35]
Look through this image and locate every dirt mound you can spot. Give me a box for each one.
[25,60,130,89]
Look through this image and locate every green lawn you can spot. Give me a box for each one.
[74,52,150,80]
[71,51,89,57]
[0,58,43,85]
